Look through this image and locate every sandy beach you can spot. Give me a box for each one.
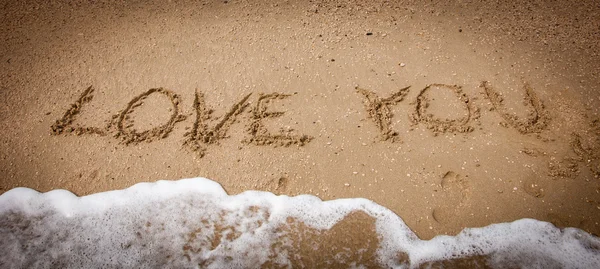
[1,0,600,266]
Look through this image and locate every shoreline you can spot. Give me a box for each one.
[2,177,599,268]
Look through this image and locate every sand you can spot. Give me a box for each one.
[1,0,600,256]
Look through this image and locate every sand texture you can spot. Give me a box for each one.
[1,0,600,245]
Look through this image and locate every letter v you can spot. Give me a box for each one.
[184,90,252,157]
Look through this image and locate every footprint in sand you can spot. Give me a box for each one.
[274,176,289,192]
[432,171,471,224]
[258,176,290,195]
[521,177,546,198]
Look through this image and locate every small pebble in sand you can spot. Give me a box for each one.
[400,63,406,67]
[344,183,350,187]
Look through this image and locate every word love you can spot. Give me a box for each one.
[51,87,313,157]
[51,81,548,157]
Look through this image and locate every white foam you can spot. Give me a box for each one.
[1,177,599,268]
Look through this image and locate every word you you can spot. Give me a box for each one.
[51,82,548,157]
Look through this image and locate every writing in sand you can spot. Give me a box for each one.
[51,81,548,157]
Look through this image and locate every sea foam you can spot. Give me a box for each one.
[1,177,599,268]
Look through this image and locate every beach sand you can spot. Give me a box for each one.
[1,0,600,266]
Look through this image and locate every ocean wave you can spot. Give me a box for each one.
[1,178,598,268]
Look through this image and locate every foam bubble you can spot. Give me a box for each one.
[1,177,598,268]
